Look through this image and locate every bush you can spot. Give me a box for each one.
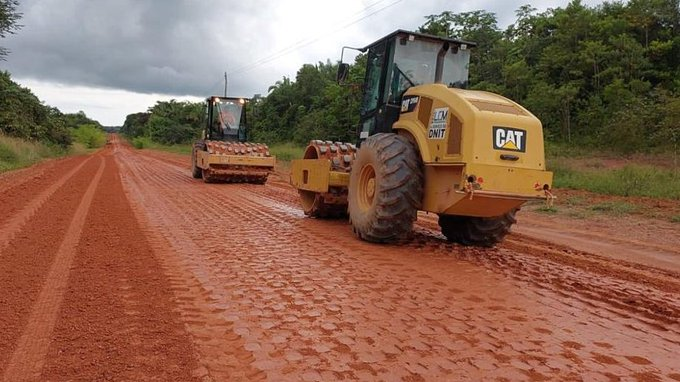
[132,136,149,149]
[147,116,197,145]
[70,124,106,149]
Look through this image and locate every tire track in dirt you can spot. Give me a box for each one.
[116,151,266,382]
[136,149,190,169]
[0,156,102,373]
[1,156,105,382]
[158,149,680,334]
[408,214,680,332]
[517,218,680,258]
[234,169,680,370]
[0,155,93,254]
[506,231,680,287]
[0,160,55,194]
[247,186,680,335]
[0,156,89,196]
[234,184,680,380]
[249,180,680,330]
[39,152,200,381]
[117,147,680,381]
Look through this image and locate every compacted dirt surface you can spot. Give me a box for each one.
[1,135,679,381]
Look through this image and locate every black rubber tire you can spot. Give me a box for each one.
[348,133,423,243]
[438,209,517,247]
[191,141,205,179]
[254,175,269,185]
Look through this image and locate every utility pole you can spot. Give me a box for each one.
[224,72,228,97]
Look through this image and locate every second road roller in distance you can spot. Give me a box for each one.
[192,96,275,184]
[290,30,553,247]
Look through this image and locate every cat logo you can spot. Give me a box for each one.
[400,95,419,113]
[493,127,526,152]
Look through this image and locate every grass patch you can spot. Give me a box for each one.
[588,201,638,215]
[671,215,680,223]
[131,137,192,155]
[0,134,68,172]
[544,141,602,158]
[564,195,587,206]
[551,161,680,200]
[566,210,591,219]
[269,142,304,161]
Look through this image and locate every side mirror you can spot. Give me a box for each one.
[337,63,350,84]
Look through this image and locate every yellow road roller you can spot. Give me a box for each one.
[290,30,553,246]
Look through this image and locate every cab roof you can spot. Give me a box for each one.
[362,29,477,51]
[207,96,249,102]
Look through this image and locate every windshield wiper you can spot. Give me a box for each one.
[394,64,416,87]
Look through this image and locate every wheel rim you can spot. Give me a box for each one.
[357,163,376,211]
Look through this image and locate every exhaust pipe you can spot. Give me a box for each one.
[434,42,450,84]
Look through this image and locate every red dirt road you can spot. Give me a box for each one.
[1,136,679,381]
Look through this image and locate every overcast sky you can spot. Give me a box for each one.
[1,0,605,125]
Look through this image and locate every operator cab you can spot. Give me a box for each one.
[339,30,475,143]
[205,96,248,142]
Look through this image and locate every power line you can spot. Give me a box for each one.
[230,0,403,75]
[229,0,389,74]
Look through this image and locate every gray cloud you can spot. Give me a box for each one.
[2,0,606,101]
[3,0,278,96]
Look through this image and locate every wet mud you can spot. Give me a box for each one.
[0,136,678,381]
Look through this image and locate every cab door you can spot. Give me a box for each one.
[357,39,395,143]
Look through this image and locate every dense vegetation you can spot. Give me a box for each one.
[0,4,107,171]
[0,71,104,148]
[250,57,366,145]
[120,100,203,145]
[123,0,679,155]
[119,59,367,147]
[246,0,680,152]
[70,124,107,149]
[419,0,680,153]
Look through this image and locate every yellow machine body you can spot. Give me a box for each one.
[193,140,275,183]
[290,159,350,192]
[196,150,276,169]
[290,84,553,218]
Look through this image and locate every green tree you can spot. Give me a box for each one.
[420,10,503,85]
[419,1,680,151]
[0,0,21,60]
[121,100,203,144]
[62,110,102,129]
[0,71,74,147]
[121,112,150,138]
[250,56,364,145]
